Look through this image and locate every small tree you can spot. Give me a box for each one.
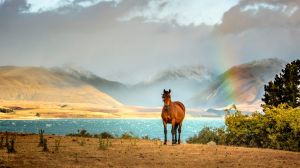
[262,59,300,107]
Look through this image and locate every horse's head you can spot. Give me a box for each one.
[162,89,171,106]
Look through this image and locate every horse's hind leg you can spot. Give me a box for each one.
[171,120,176,145]
[178,123,182,144]
[163,121,167,145]
[174,124,178,144]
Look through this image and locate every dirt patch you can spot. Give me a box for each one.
[0,134,299,168]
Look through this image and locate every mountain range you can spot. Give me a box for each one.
[0,58,287,110]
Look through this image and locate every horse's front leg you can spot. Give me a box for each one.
[171,120,176,145]
[163,121,167,145]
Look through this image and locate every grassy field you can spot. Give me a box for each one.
[0,133,299,168]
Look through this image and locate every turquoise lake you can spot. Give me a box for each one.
[0,118,225,141]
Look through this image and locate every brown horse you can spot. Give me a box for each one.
[161,89,185,145]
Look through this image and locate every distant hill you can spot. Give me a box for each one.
[53,65,128,102]
[189,58,286,108]
[145,65,214,83]
[119,65,216,106]
[0,66,121,106]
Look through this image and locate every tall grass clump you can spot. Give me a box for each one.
[98,137,112,150]
[54,138,61,152]
[6,134,16,153]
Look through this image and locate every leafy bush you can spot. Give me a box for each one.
[66,129,92,137]
[188,104,300,151]
[186,127,226,145]
[261,104,300,150]
[225,104,300,151]
[78,129,91,137]
[141,135,150,140]
[95,132,114,139]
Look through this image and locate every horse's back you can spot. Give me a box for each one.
[173,101,185,123]
[174,101,185,112]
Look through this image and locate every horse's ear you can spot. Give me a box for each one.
[163,89,166,93]
[169,89,171,93]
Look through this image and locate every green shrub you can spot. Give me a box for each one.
[141,135,149,140]
[261,104,300,150]
[186,127,226,145]
[66,129,92,137]
[78,129,91,137]
[188,104,300,151]
[94,132,114,139]
[225,104,300,151]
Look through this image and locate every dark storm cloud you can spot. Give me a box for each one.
[0,0,299,83]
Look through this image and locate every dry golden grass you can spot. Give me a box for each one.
[0,134,299,168]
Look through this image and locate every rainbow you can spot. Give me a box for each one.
[212,35,241,104]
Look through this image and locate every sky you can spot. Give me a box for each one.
[0,0,299,84]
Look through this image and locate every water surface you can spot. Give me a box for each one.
[0,118,224,141]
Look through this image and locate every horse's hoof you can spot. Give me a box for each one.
[163,142,167,145]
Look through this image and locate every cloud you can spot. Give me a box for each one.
[0,0,299,84]
[22,0,122,13]
[215,0,300,34]
[119,0,239,26]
